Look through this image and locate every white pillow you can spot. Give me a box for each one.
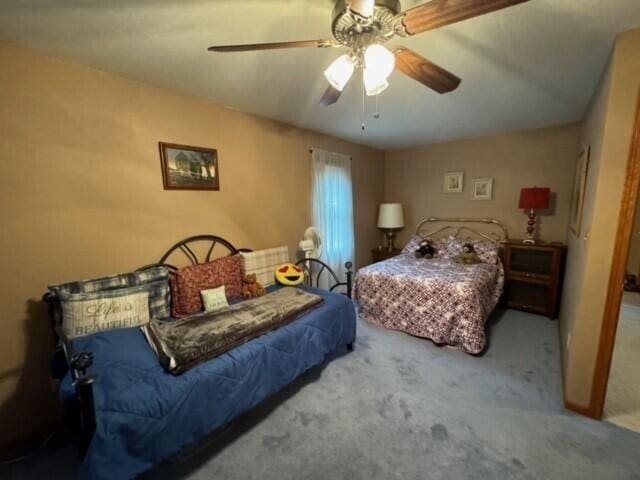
[59,285,151,339]
[201,285,229,313]
[240,246,290,287]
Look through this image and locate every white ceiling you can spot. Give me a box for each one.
[1,0,640,150]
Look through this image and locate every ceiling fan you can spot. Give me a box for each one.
[208,0,530,106]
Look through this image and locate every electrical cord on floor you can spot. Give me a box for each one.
[0,425,62,466]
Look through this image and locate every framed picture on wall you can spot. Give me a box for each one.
[472,177,493,201]
[570,145,590,236]
[159,142,220,191]
[444,172,464,193]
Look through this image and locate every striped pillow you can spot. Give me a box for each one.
[49,266,171,321]
[240,246,290,287]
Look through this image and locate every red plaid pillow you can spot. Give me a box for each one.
[170,256,243,318]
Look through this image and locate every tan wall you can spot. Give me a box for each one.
[559,27,640,407]
[0,43,384,450]
[384,125,580,246]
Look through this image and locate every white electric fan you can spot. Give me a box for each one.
[299,227,323,260]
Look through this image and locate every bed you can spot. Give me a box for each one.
[354,218,506,354]
[45,235,356,480]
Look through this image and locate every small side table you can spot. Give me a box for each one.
[371,247,401,264]
[502,240,567,319]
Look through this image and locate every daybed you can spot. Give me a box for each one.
[354,218,505,354]
[45,235,356,479]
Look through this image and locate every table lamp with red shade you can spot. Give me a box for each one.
[519,187,550,244]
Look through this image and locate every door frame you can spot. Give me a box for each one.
[589,89,640,419]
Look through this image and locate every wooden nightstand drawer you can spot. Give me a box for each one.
[505,279,552,315]
[508,271,552,283]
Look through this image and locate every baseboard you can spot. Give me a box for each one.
[564,399,598,419]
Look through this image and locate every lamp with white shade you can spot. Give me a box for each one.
[377,203,404,252]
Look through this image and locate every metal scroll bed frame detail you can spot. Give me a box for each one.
[43,234,353,455]
[138,235,353,297]
[415,217,509,244]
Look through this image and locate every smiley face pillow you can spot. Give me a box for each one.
[275,263,305,286]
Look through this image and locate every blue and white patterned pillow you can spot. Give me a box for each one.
[49,266,171,321]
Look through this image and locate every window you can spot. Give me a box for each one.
[311,148,355,288]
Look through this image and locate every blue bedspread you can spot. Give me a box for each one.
[60,286,356,479]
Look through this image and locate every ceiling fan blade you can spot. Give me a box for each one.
[394,48,461,94]
[319,86,343,106]
[208,39,335,52]
[401,0,531,35]
[348,0,375,19]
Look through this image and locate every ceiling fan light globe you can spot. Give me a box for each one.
[364,44,395,79]
[324,54,355,91]
[364,68,390,96]
[349,0,375,19]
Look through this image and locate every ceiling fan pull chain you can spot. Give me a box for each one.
[373,94,380,120]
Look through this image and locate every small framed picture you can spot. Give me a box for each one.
[159,142,219,191]
[444,172,464,193]
[473,178,493,200]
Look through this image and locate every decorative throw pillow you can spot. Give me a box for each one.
[59,285,151,339]
[274,263,305,286]
[471,240,500,264]
[201,286,229,314]
[433,236,463,259]
[49,266,171,320]
[240,246,290,287]
[170,255,243,318]
[401,235,423,255]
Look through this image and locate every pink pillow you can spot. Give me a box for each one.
[401,235,423,255]
[470,240,500,264]
[433,236,462,259]
[170,256,243,318]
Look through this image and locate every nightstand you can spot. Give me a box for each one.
[371,247,401,264]
[502,241,567,319]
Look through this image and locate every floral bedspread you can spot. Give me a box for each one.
[353,254,504,354]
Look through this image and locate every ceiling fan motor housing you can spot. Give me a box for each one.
[331,0,406,51]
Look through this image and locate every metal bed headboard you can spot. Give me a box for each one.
[138,235,252,272]
[415,217,509,244]
[137,235,353,296]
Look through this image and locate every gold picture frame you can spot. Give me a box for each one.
[570,145,590,236]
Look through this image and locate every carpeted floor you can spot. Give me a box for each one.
[3,309,640,480]
[604,292,640,433]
